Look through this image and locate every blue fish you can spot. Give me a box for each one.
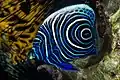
[28,4,98,71]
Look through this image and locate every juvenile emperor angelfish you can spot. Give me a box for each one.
[29,4,97,71]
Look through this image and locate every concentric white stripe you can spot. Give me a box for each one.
[42,23,62,63]
[58,14,89,56]
[80,28,92,40]
[33,48,40,60]
[66,18,92,49]
[37,30,60,65]
[38,31,48,58]
[52,13,72,60]
[75,23,91,43]
[34,38,40,41]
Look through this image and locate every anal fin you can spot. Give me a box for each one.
[57,62,79,71]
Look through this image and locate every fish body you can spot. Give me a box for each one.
[29,4,97,71]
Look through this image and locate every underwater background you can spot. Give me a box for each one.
[0,0,120,80]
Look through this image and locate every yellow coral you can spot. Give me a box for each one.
[0,0,54,64]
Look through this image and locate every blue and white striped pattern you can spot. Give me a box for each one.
[29,4,97,71]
